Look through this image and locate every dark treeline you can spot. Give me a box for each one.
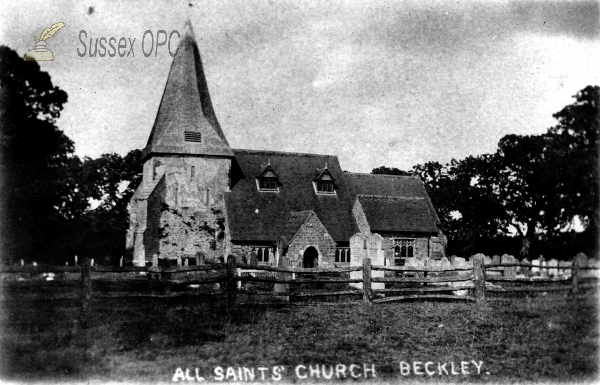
[0,46,141,265]
[1,45,598,264]
[373,86,599,260]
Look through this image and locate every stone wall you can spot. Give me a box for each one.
[285,213,337,268]
[381,235,430,265]
[131,154,232,263]
[157,206,227,260]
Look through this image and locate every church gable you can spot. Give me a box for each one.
[344,172,441,226]
[279,211,337,268]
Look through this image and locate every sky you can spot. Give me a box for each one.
[1,0,598,173]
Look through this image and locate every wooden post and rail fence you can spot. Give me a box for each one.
[1,254,598,327]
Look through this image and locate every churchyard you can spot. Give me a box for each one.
[0,282,597,383]
[1,252,598,383]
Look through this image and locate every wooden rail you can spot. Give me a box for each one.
[2,254,598,320]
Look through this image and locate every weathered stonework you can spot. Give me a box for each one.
[285,213,337,268]
[349,233,385,290]
[380,234,430,265]
[128,155,232,265]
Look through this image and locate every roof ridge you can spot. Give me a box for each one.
[344,172,420,179]
[233,148,337,158]
[358,195,425,201]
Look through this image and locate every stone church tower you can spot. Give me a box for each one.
[126,22,233,266]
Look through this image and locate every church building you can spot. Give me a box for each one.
[126,22,446,268]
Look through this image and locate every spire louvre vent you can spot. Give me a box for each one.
[184,131,202,143]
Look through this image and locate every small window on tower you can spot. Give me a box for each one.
[184,131,202,142]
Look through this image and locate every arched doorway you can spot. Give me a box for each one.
[303,247,319,268]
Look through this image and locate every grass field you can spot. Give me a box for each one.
[0,287,597,383]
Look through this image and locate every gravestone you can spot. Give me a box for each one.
[519,258,531,276]
[184,258,188,267]
[119,256,124,267]
[483,255,492,265]
[196,251,205,266]
[450,255,457,264]
[440,256,450,268]
[273,255,290,302]
[90,259,94,267]
[574,252,588,268]
[547,259,558,277]
[501,255,516,278]
[32,262,37,267]
[176,256,182,267]
[453,256,466,265]
[74,255,78,266]
[20,259,24,266]
[152,254,158,267]
[249,252,258,267]
[540,259,549,277]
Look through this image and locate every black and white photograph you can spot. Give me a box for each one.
[0,0,598,383]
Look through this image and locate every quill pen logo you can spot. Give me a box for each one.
[24,22,66,61]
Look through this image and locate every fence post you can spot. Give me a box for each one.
[80,257,92,328]
[473,254,485,304]
[227,255,237,314]
[571,256,580,296]
[363,257,372,304]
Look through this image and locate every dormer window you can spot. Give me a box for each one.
[313,163,336,195]
[316,180,334,193]
[257,161,280,192]
[259,178,278,191]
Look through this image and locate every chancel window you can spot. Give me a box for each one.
[335,248,351,263]
[393,239,415,266]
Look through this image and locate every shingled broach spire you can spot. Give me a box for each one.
[143,20,233,160]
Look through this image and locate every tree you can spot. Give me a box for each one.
[68,150,143,263]
[371,166,412,176]
[548,86,599,231]
[0,46,87,263]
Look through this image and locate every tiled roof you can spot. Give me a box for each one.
[358,196,439,234]
[225,150,359,242]
[142,22,233,160]
[278,211,314,246]
[345,172,441,224]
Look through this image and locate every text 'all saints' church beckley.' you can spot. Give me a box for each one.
[126,21,447,269]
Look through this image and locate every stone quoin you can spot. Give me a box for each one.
[126,20,446,268]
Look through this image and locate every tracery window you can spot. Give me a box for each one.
[393,239,415,266]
